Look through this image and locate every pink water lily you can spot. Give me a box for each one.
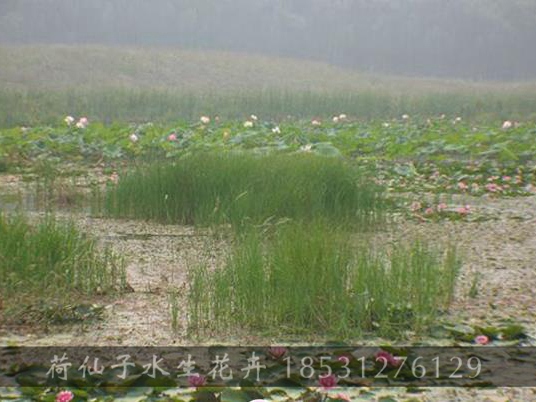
[268,346,287,359]
[168,133,177,141]
[188,373,206,387]
[319,373,338,390]
[56,390,74,402]
[375,350,402,367]
[475,335,490,345]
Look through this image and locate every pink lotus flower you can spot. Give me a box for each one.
[502,176,511,182]
[75,117,88,129]
[188,373,206,387]
[456,205,471,215]
[437,203,448,212]
[485,183,501,193]
[168,133,177,141]
[457,182,468,191]
[319,374,338,390]
[424,207,434,215]
[375,350,402,367]
[56,390,74,402]
[475,335,490,345]
[268,346,287,359]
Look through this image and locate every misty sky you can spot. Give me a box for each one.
[1,0,536,81]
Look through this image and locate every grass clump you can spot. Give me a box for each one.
[105,152,386,228]
[188,221,460,339]
[0,213,126,318]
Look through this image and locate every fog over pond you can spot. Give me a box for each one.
[1,0,536,81]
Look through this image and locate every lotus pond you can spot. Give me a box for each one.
[1,115,536,401]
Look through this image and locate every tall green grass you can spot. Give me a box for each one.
[104,152,386,228]
[0,213,126,316]
[1,88,536,128]
[188,221,460,339]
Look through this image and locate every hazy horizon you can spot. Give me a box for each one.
[2,0,536,81]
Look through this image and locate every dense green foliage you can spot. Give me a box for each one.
[189,221,459,338]
[3,117,535,198]
[105,152,385,227]
[1,86,536,128]
[0,213,125,315]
